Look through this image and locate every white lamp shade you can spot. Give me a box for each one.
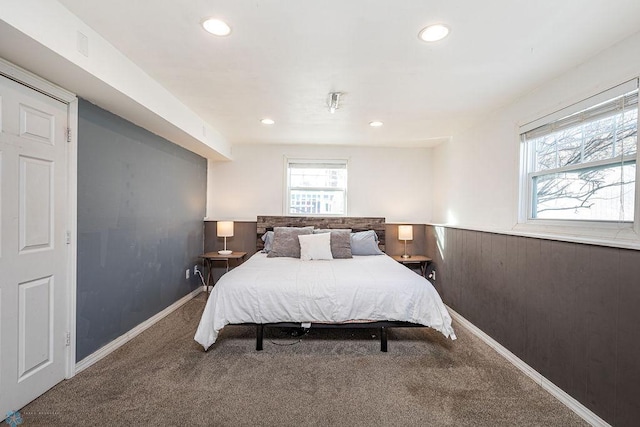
[217,221,234,237]
[398,225,413,241]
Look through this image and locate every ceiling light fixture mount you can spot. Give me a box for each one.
[260,118,275,125]
[369,121,383,127]
[327,92,343,114]
[418,24,450,42]
[202,18,232,37]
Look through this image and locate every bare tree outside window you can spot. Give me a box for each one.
[523,88,638,222]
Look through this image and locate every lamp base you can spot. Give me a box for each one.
[218,250,233,255]
[401,254,411,259]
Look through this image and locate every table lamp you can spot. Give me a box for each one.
[398,225,413,259]
[217,221,234,255]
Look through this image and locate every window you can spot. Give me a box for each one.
[520,80,638,223]
[285,159,347,216]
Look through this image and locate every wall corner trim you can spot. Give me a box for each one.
[74,287,204,375]
[448,307,611,427]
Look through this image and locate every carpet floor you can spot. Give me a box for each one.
[20,292,587,426]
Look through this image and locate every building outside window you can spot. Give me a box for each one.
[285,159,347,216]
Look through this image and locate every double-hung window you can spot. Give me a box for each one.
[520,79,638,224]
[285,158,348,216]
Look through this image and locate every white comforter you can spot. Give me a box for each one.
[194,253,456,350]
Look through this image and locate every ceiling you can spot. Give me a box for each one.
[57,0,640,148]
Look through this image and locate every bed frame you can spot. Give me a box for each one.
[253,321,423,352]
[249,215,422,352]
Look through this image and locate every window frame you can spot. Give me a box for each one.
[283,157,348,217]
[518,78,640,234]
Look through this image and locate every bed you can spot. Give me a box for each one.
[194,216,456,352]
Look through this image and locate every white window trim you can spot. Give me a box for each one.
[283,157,348,217]
[516,78,640,244]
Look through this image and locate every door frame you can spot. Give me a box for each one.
[0,57,78,379]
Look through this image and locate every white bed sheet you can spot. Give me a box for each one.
[194,252,456,350]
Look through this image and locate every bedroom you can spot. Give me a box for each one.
[1,1,639,426]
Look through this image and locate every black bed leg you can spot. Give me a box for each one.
[256,324,264,351]
[380,327,388,352]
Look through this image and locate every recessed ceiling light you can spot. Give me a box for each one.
[261,118,275,125]
[369,121,383,127]
[418,24,449,42]
[202,18,232,36]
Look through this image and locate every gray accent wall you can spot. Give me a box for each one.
[426,226,640,427]
[76,99,206,361]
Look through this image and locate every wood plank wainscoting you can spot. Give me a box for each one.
[426,225,640,427]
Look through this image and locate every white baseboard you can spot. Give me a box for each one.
[448,307,610,427]
[75,287,203,374]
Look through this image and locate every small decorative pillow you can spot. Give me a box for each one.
[313,229,352,258]
[350,230,384,256]
[261,231,274,252]
[298,232,334,261]
[267,226,314,258]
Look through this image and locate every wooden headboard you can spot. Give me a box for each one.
[256,216,386,252]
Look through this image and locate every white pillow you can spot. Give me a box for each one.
[298,232,333,261]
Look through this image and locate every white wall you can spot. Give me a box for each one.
[0,0,231,159]
[207,144,433,223]
[432,31,640,233]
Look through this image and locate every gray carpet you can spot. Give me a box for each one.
[20,293,587,426]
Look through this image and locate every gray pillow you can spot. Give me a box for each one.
[350,230,384,256]
[313,228,351,234]
[313,229,352,258]
[267,227,314,258]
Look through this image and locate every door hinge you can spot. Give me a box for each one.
[66,230,71,245]
[66,128,72,142]
[65,332,71,347]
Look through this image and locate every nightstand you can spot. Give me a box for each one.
[200,251,247,293]
[391,255,432,278]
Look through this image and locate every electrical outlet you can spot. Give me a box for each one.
[185,269,190,279]
[428,269,437,281]
[194,265,200,275]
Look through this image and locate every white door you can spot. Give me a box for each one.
[0,73,69,415]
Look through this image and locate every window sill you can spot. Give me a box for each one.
[429,222,640,251]
[513,222,640,250]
